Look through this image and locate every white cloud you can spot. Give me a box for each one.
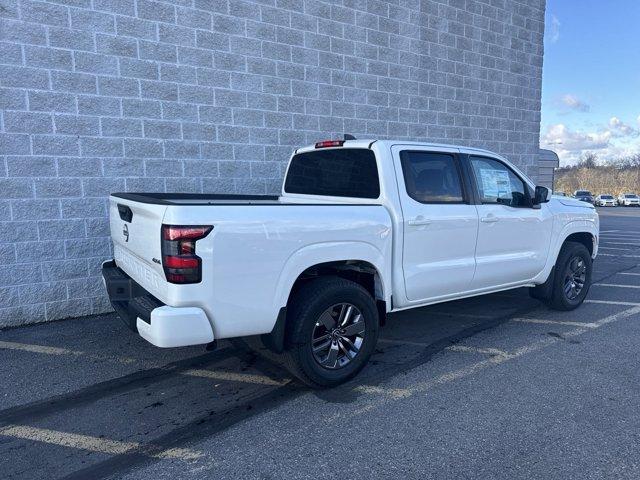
[608,117,638,137]
[542,124,610,151]
[540,120,640,166]
[545,14,560,44]
[560,94,590,112]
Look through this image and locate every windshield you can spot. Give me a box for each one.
[576,191,592,196]
[625,194,638,198]
[601,195,613,199]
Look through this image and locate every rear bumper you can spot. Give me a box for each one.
[101,260,214,348]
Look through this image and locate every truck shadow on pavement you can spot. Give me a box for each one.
[0,290,542,480]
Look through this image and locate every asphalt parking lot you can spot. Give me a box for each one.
[1,207,639,479]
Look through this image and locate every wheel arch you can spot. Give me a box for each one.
[533,221,598,286]
[563,231,595,257]
[273,242,390,311]
[262,242,390,353]
[285,259,387,317]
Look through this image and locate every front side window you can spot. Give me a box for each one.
[284,148,380,198]
[469,156,528,207]
[400,151,464,203]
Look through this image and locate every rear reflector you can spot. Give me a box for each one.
[163,255,199,269]
[161,225,212,284]
[315,140,344,148]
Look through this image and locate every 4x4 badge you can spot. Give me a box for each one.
[123,223,129,242]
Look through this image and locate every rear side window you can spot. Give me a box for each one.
[284,148,380,198]
[400,151,464,203]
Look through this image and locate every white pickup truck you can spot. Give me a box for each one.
[102,138,599,387]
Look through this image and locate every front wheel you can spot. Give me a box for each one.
[547,241,593,311]
[283,277,379,388]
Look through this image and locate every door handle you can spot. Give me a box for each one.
[408,217,431,226]
[481,216,499,223]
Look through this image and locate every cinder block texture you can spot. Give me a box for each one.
[0,0,546,326]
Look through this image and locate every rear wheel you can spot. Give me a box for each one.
[546,241,592,311]
[283,277,379,388]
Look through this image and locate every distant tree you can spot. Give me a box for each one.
[578,152,598,168]
[554,151,640,196]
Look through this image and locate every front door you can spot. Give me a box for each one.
[393,147,479,302]
[468,155,553,289]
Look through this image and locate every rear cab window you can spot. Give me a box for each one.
[284,148,380,199]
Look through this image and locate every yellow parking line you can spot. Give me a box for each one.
[380,340,509,356]
[594,283,640,289]
[0,341,137,365]
[446,345,508,356]
[0,425,202,461]
[511,318,598,328]
[426,311,494,319]
[586,299,640,306]
[353,385,412,399]
[0,340,80,356]
[379,338,435,347]
[0,341,287,387]
[183,369,288,386]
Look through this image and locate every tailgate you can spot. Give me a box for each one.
[109,196,168,300]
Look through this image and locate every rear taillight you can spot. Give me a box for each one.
[161,225,212,284]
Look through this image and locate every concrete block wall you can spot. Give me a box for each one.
[0,0,546,326]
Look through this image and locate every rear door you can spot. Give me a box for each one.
[109,197,168,300]
[468,155,553,289]
[392,146,479,302]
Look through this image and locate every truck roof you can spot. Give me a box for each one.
[294,139,507,160]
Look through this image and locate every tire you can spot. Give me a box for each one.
[282,276,379,388]
[546,241,593,311]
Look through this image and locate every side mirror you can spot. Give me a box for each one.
[533,186,550,205]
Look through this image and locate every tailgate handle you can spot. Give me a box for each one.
[117,204,133,223]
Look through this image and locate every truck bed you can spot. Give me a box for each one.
[108,193,393,340]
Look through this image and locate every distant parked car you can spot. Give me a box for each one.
[595,194,616,207]
[573,190,594,204]
[617,193,640,207]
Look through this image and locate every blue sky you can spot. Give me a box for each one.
[541,0,640,165]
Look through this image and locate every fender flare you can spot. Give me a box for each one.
[534,220,598,284]
[272,241,390,312]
